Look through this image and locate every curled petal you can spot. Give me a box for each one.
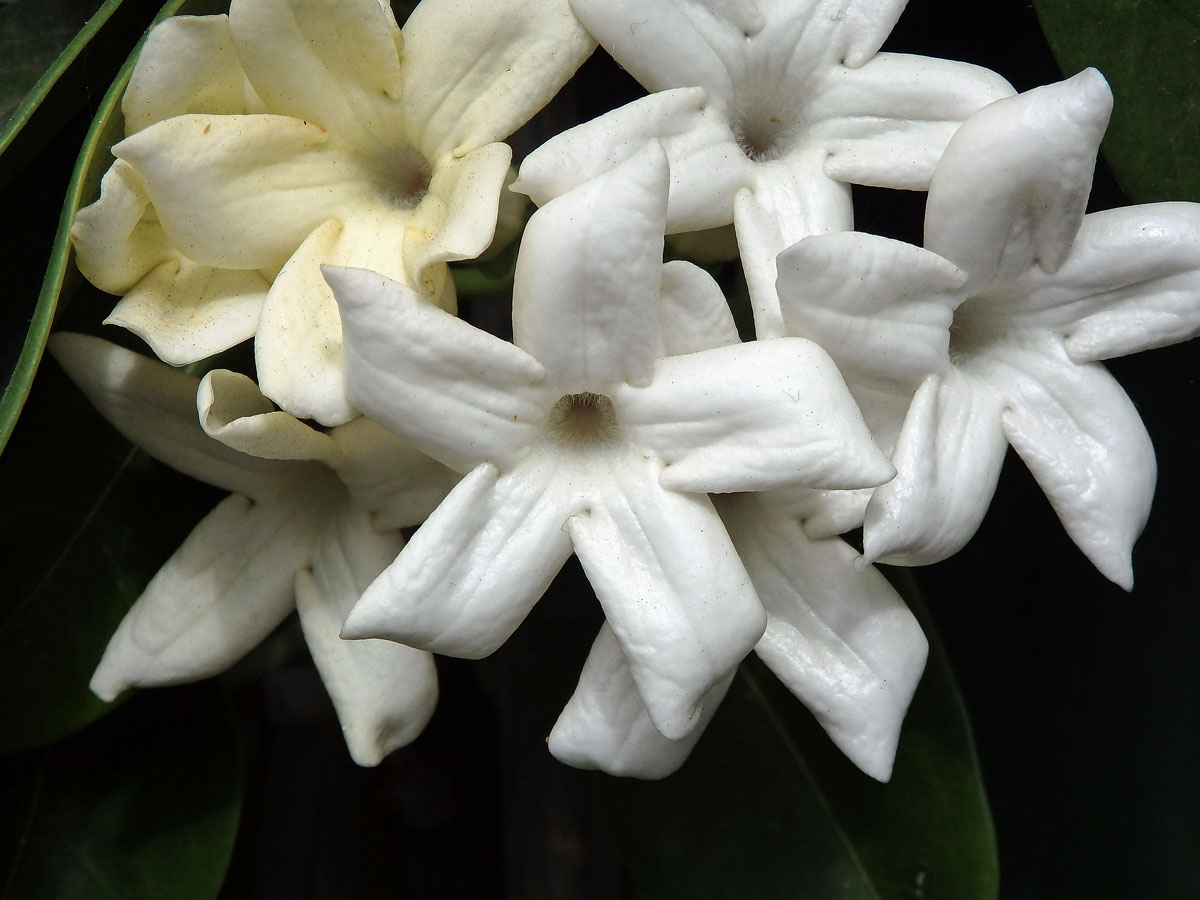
[656,259,740,357]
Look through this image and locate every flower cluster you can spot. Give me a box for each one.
[55,0,1200,782]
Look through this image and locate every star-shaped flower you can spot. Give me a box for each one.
[52,334,458,765]
[73,0,593,425]
[776,70,1200,587]
[515,0,1012,337]
[328,143,894,740]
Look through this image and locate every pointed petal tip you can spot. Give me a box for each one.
[89,663,128,703]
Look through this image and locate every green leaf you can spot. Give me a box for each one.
[597,577,997,900]
[1031,0,1200,203]
[0,684,242,900]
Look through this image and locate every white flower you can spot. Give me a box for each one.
[514,0,1012,337]
[327,143,894,741]
[50,333,458,765]
[776,70,1200,587]
[72,0,594,425]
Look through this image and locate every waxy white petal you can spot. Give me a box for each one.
[656,259,740,357]
[400,0,594,159]
[567,463,765,740]
[818,53,1015,190]
[863,370,1008,566]
[718,493,927,781]
[123,14,247,134]
[116,114,368,270]
[776,232,963,392]
[926,69,1112,286]
[105,259,268,366]
[342,459,576,657]
[91,487,327,699]
[619,339,894,494]
[296,505,437,766]
[549,624,730,779]
[228,0,405,151]
[513,142,667,393]
[49,334,283,499]
[990,335,1155,589]
[327,265,546,473]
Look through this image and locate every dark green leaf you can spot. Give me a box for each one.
[596,578,997,900]
[1031,0,1200,203]
[0,684,242,900]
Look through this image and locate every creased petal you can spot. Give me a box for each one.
[514,89,751,233]
[91,486,327,699]
[401,0,594,159]
[71,161,174,294]
[513,142,667,393]
[49,334,285,499]
[341,458,576,656]
[116,114,367,269]
[567,463,765,740]
[198,369,342,463]
[1007,203,1200,361]
[549,624,730,779]
[734,154,853,339]
[105,259,268,366]
[925,69,1112,285]
[330,416,460,530]
[718,493,927,781]
[297,505,437,766]
[656,259,740,356]
[776,232,963,392]
[863,370,1008,566]
[818,53,1014,190]
[987,335,1154,589]
[807,0,907,68]
[619,339,894,493]
[570,0,757,97]
[326,265,546,473]
[229,0,405,149]
[123,15,247,134]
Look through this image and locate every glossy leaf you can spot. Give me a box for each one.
[595,573,997,900]
[1031,0,1200,203]
[0,685,242,899]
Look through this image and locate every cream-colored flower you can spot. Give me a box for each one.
[72,0,593,425]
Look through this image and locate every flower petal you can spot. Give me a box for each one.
[330,416,460,530]
[400,0,594,159]
[326,265,546,473]
[515,88,751,233]
[776,231,963,392]
[570,0,757,97]
[548,624,730,778]
[987,334,1155,589]
[862,370,1008,566]
[618,339,894,493]
[341,458,576,657]
[1008,203,1200,361]
[296,505,437,766]
[49,334,285,499]
[116,113,368,269]
[734,154,853,339]
[925,69,1112,286]
[91,486,327,699]
[818,53,1014,190]
[105,259,268,366]
[198,369,343,463]
[812,0,908,68]
[717,493,927,781]
[71,161,174,294]
[656,259,740,356]
[228,0,405,149]
[513,141,667,393]
[123,14,247,134]
[567,463,765,739]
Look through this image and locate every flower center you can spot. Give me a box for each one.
[733,114,791,162]
[546,392,620,449]
[368,145,433,210]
